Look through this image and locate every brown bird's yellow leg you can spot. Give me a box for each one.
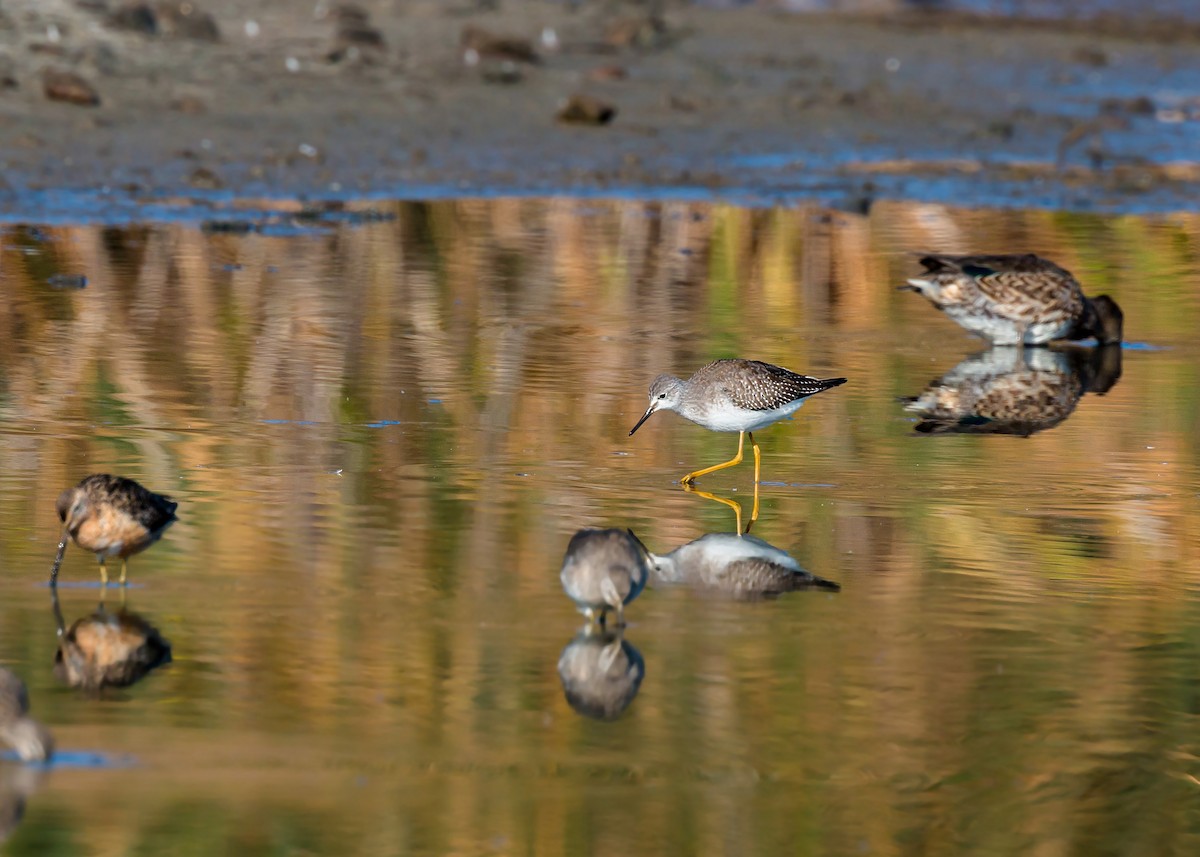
[684,483,744,534]
[681,431,745,485]
[119,560,128,586]
[98,558,109,587]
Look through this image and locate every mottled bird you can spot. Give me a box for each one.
[52,474,178,586]
[559,528,652,627]
[0,669,53,763]
[629,359,846,485]
[901,253,1123,346]
[651,532,839,599]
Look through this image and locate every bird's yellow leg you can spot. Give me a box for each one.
[98,558,109,587]
[747,480,760,535]
[119,560,128,586]
[749,432,761,485]
[681,431,744,485]
[683,483,744,535]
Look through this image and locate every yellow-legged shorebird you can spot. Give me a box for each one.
[629,359,847,485]
[0,669,53,763]
[51,474,178,586]
[901,253,1124,346]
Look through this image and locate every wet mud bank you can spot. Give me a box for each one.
[1,1,1199,222]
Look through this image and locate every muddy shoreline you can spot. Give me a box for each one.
[2,1,1199,221]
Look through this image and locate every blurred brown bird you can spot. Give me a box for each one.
[52,474,178,586]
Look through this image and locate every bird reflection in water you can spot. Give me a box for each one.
[903,345,1122,437]
[0,662,54,841]
[51,588,172,693]
[0,669,53,763]
[650,532,840,599]
[557,627,645,721]
[684,483,758,534]
[0,765,44,845]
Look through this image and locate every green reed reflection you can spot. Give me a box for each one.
[0,199,1198,855]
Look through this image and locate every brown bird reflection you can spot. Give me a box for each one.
[903,345,1122,437]
[650,532,840,599]
[52,589,172,693]
[0,670,53,763]
[0,765,44,845]
[52,474,178,586]
[557,627,644,721]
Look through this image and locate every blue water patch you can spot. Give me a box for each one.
[0,749,136,769]
[364,420,403,428]
[756,481,838,488]
[260,419,319,426]
[1122,341,1168,351]
[43,581,144,589]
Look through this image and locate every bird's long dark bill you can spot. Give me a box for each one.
[628,407,655,436]
[50,535,68,584]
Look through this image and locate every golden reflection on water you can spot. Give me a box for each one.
[0,199,1199,855]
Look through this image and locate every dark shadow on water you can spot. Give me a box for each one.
[51,588,173,695]
[557,627,645,722]
[902,344,1122,437]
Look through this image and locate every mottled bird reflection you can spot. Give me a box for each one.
[650,532,840,599]
[903,345,1122,437]
[51,589,172,694]
[557,627,645,721]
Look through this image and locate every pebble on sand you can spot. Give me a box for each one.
[557,94,617,126]
[42,69,100,106]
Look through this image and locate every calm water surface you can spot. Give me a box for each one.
[0,199,1199,855]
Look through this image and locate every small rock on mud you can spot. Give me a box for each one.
[171,94,207,114]
[327,3,386,63]
[461,26,540,66]
[606,15,669,51]
[188,166,223,189]
[110,2,220,41]
[557,94,616,126]
[43,70,100,106]
[588,64,627,82]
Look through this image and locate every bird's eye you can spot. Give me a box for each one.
[657,393,667,399]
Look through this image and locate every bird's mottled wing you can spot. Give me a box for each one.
[717,559,839,597]
[85,475,178,532]
[938,255,1083,322]
[702,360,842,411]
[972,270,1082,321]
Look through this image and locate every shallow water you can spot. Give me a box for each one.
[0,199,1199,855]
